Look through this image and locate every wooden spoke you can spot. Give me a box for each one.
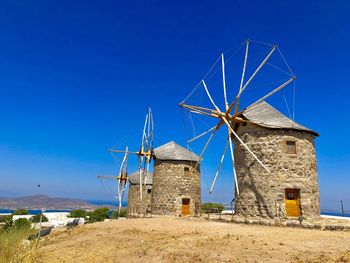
[223,117,271,173]
[195,126,219,169]
[235,40,250,113]
[202,80,221,112]
[209,138,229,193]
[187,126,217,144]
[221,54,229,110]
[247,76,296,109]
[228,133,239,196]
[227,45,277,114]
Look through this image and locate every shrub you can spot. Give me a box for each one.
[12,209,29,215]
[69,209,87,218]
[0,215,13,223]
[13,218,31,230]
[201,202,225,213]
[0,226,37,262]
[0,216,13,230]
[87,207,110,223]
[30,214,48,223]
[111,209,127,219]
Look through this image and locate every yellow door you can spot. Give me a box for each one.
[285,189,300,217]
[182,198,190,216]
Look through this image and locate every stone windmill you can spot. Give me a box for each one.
[180,39,319,218]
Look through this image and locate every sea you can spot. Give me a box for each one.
[0,200,127,215]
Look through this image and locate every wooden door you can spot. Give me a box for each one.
[285,189,301,217]
[182,198,190,216]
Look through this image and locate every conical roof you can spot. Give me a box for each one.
[154,141,200,162]
[240,101,319,136]
[128,170,153,185]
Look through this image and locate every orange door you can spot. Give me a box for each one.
[182,198,190,216]
[285,189,301,217]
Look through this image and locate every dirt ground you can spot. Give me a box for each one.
[37,217,350,263]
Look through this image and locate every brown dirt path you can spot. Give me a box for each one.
[37,217,350,263]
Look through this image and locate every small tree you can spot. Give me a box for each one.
[12,209,29,215]
[13,218,31,230]
[30,214,48,223]
[201,202,225,214]
[69,209,87,218]
[87,207,110,223]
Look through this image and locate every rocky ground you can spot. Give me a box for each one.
[36,216,350,263]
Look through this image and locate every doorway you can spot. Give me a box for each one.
[182,198,190,216]
[285,189,301,217]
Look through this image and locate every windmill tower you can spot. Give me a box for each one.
[180,39,320,219]
[151,141,201,216]
[127,170,153,216]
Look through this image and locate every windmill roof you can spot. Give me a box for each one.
[128,170,153,185]
[154,141,200,162]
[240,101,319,136]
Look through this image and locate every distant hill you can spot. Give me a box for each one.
[0,195,116,210]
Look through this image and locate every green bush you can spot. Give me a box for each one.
[69,209,87,218]
[12,209,29,215]
[0,216,13,230]
[0,215,13,223]
[111,209,127,219]
[201,202,225,213]
[30,214,48,223]
[13,218,31,230]
[87,207,110,223]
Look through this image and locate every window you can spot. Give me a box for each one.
[184,167,189,175]
[286,141,296,154]
[147,189,151,194]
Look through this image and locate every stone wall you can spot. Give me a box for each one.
[151,160,201,216]
[234,124,319,219]
[127,184,152,216]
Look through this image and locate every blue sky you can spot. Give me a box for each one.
[0,1,349,211]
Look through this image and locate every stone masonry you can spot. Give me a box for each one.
[127,184,152,216]
[234,124,320,219]
[151,160,201,216]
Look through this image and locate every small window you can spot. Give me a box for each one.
[286,141,296,154]
[184,167,189,175]
[147,189,151,194]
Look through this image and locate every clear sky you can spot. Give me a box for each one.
[0,1,349,211]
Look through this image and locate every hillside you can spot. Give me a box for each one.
[36,217,350,263]
[0,195,115,210]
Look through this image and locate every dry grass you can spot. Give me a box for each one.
[0,227,39,263]
[37,217,350,263]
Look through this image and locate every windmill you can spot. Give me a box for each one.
[97,147,129,216]
[179,39,296,197]
[109,107,154,201]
